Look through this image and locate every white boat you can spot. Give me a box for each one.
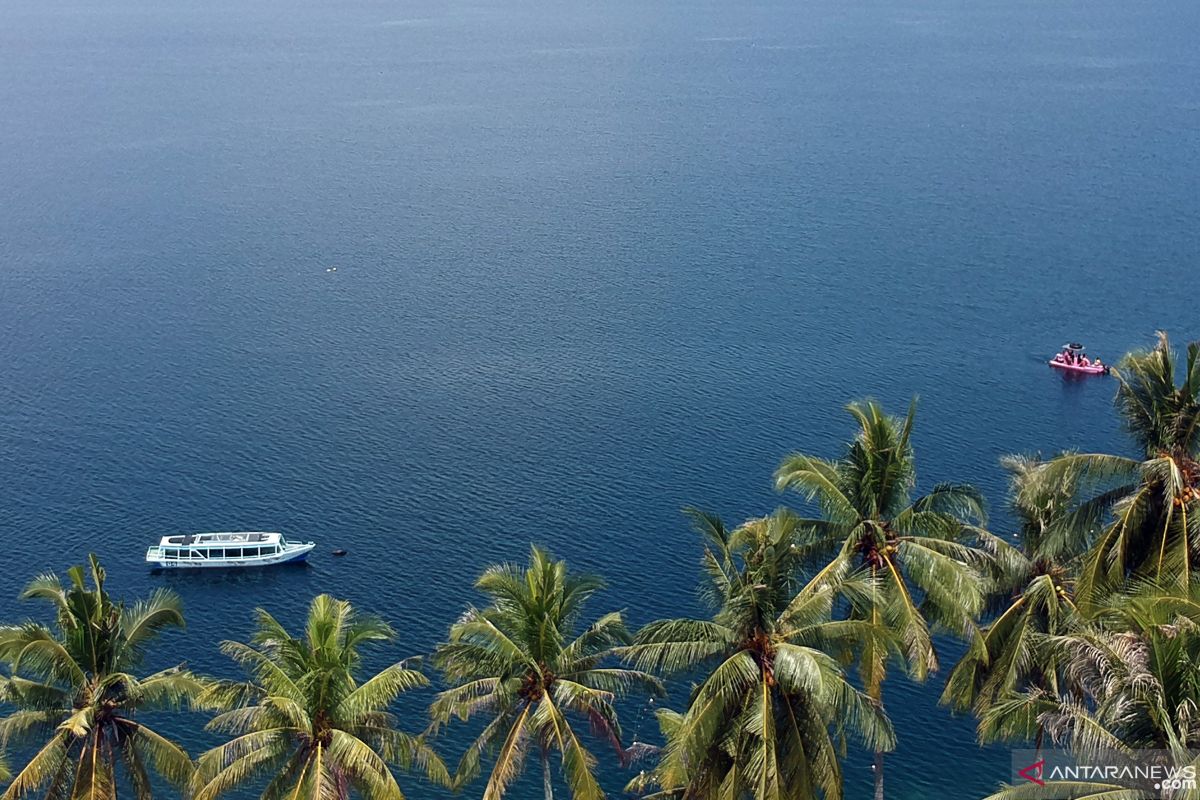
[145,532,315,569]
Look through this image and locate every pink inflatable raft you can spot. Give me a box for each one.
[1050,343,1109,375]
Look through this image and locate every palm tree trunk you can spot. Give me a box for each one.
[542,747,553,800]
[871,681,885,800]
[873,749,885,800]
[869,564,885,800]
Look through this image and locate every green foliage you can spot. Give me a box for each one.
[942,455,1083,742]
[0,555,202,800]
[957,333,1200,798]
[621,509,894,800]
[982,586,1200,800]
[431,546,661,800]
[772,399,995,800]
[774,399,995,689]
[192,594,447,800]
[1026,333,1200,609]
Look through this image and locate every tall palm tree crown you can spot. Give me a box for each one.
[0,555,201,800]
[192,594,447,800]
[431,546,660,800]
[622,509,895,800]
[774,399,997,800]
[774,399,995,686]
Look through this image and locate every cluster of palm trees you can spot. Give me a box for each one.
[1,332,1198,800]
[0,551,658,800]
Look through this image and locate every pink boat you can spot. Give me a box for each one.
[1050,359,1108,374]
[1050,343,1109,375]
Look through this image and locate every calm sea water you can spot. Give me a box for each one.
[2,0,1198,797]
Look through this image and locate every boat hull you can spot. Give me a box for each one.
[1049,360,1107,375]
[147,543,315,569]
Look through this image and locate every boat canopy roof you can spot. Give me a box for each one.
[1064,342,1085,351]
[158,531,281,547]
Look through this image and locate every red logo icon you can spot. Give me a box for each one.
[1019,759,1046,786]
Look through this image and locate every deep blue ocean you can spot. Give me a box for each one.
[1,0,1198,797]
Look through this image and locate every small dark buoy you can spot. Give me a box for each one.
[332,549,347,557]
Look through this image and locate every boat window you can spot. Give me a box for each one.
[263,544,278,555]
[228,548,242,558]
[190,549,203,559]
[246,547,259,557]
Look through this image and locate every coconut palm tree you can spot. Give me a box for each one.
[1029,333,1200,609]
[942,455,1082,746]
[621,509,895,800]
[983,587,1200,800]
[430,546,661,800]
[192,594,448,800]
[774,399,998,800]
[0,555,202,800]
